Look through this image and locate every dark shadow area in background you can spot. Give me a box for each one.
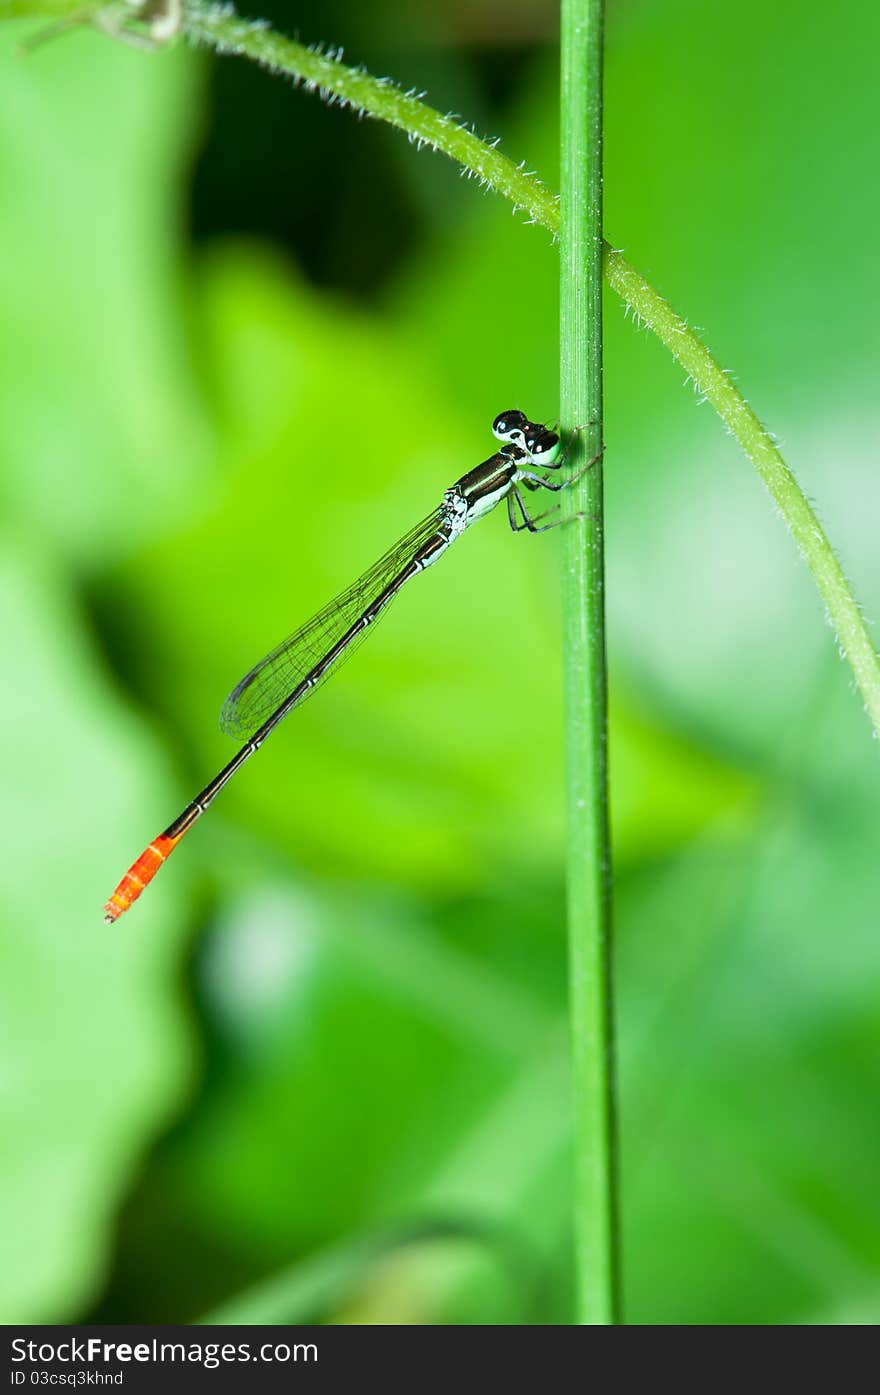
[189,0,543,297]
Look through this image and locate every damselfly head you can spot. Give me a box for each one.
[493,409,560,465]
[492,409,529,443]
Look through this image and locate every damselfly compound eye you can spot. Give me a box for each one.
[493,409,527,441]
[530,429,561,463]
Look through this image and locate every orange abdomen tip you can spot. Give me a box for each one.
[103,831,182,923]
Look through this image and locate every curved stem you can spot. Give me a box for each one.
[6,0,878,734]
[601,251,880,736]
[185,1,880,741]
[183,2,562,228]
[560,0,619,1325]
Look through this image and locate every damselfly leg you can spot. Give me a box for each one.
[519,446,605,495]
[507,444,604,532]
[507,491,588,533]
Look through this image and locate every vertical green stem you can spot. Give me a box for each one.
[560,0,619,1324]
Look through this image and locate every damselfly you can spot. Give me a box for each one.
[103,410,598,922]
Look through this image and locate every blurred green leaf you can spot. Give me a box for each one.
[200,1218,509,1324]
[0,541,192,1320]
[0,18,206,1323]
[166,881,559,1255]
[0,22,212,567]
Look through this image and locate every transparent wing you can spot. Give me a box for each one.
[220,508,446,740]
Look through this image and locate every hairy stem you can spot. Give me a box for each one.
[187,3,880,740]
[8,0,880,742]
[6,0,878,731]
[601,253,880,735]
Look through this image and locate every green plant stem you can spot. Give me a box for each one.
[182,1,880,741]
[560,0,619,1326]
[600,252,880,738]
[7,0,879,734]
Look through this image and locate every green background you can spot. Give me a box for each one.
[1,0,878,1324]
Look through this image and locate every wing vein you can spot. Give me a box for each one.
[219,508,446,740]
